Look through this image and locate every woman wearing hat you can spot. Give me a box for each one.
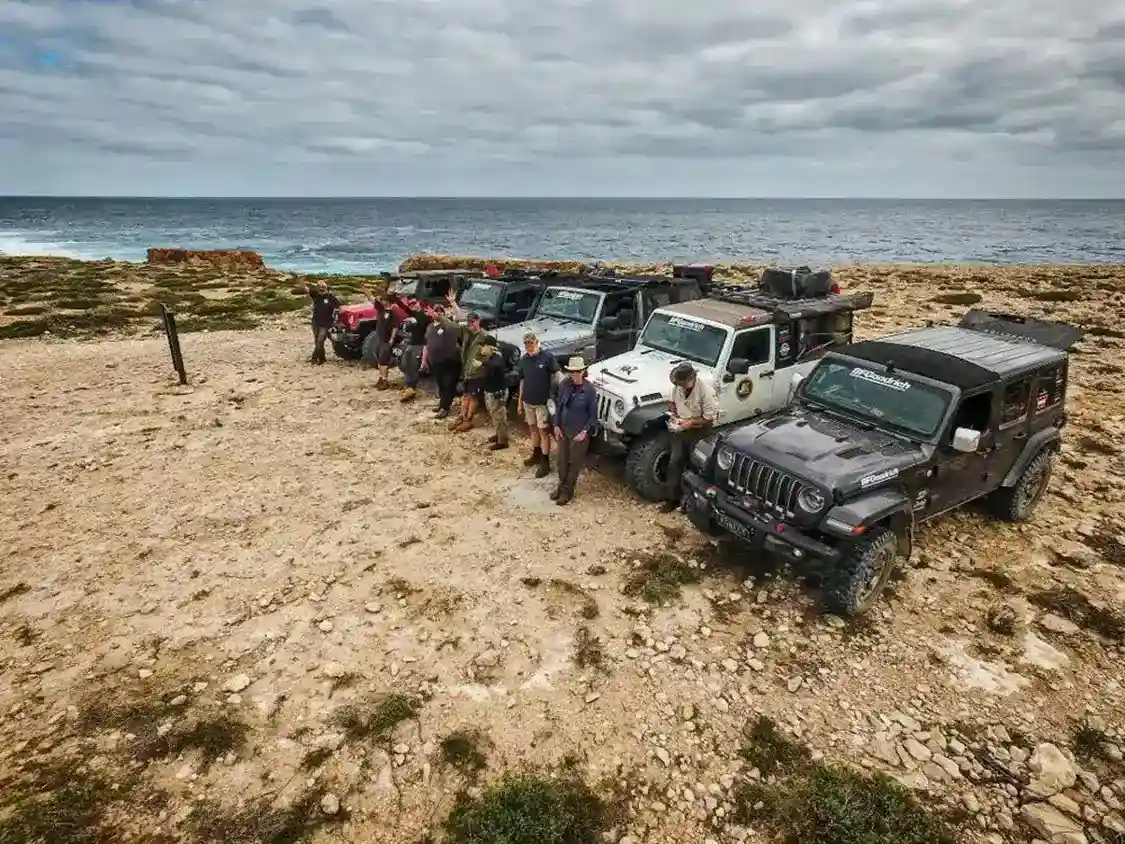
[551,356,599,506]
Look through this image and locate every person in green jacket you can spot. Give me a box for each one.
[449,312,485,432]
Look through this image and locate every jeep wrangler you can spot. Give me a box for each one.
[588,267,873,501]
[493,271,710,387]
[681,308,1083,616]
[329,268,483,360]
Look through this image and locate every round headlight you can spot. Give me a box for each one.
[716,447,734,471]
[797,488,826,512]
[613,399,626,416]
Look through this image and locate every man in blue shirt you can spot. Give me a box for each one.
[516,331,561,478]
[551,356,598,506]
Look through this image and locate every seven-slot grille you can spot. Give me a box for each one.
[596,392,615,423]
[725,453,804,515]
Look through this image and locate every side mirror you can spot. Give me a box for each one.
[727,357,751,375]
[596,316,620,334]
[952,427,981,453]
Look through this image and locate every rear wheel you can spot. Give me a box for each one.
[332,340,362,361]
[625,430,672,502]
[989,448,1054,522]
[824,527,898,616]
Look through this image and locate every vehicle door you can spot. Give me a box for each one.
[593,291,639,361]
[501,285,537,324]
[929,388,997,511]
[993,375,1034,477]
[718,325,777,424]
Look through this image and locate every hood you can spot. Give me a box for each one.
[722,406,928,495]
[588,346,690,402]
[338,301,376,327]
[494,316,594,353]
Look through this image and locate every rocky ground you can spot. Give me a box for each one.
[0,255,1124,844]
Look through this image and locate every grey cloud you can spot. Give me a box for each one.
[0,0,1122,196]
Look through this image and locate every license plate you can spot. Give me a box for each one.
[713,510,756,543]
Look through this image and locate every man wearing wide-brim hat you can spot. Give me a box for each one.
[550,355,599,506]
[661,361,718,512]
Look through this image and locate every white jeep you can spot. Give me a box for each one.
[588,285,875,500]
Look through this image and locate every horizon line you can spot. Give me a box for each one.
[2,194,1124,202]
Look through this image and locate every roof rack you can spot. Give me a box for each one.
[958,308,1084,351]
[537,273,691,292]
[708,284,875,323]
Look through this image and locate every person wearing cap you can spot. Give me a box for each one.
[661,361,719,512]
[397,298,432,403]
[551,356,598,506]
[305,279,341,365]
[450,312,486,432]
[516,331,560,477]
[422,294,462,419]
[471,335,510,450]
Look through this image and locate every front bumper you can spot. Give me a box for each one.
[594,426,628,455]
[328,325,360,348]
[681,472,841,565]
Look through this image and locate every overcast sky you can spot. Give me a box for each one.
[1,0,1123,198]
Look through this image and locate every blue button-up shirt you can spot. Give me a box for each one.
[554,378,598,437]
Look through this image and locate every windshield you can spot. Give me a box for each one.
[801,359,953,438]
[459,281,501,314]
[535,288,601,323]
[638,312,729,368]
[389,277,419,297]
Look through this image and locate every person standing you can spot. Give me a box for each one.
[422,300,462,419]
[306,280,341,365]
[398,299,431,403]
[551,357,598,506]
[661,362,719,513]
[371,292,399,390]
[476,335,510,451]
[516,331,560,477]
[450,312,486,432]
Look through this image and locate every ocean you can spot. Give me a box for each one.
[1,197,1122,274]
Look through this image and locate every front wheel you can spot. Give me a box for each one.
[824,527,898,616]
[625,430,673,502]
[360,333,380,366]
[332,340,362,361]
[989,449,1053,522]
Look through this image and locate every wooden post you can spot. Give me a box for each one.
[160,304,188,385]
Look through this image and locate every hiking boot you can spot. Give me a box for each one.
[375,378,390,390]
[435,409,450,420]
[400,387,416,403]
[549,487,561,501]
[523,447,542,467]
[489,440,509,451]
[555,492,573,506]
[535,454,551,478]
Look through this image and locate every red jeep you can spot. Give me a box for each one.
[328,269,482,360]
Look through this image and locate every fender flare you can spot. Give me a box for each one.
[1002,428,1060,487]
[622,405,669,437]
[825,487,912,532]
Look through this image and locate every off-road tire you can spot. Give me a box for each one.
[625,430,673,502]
[332,340,362,361]
[825,527,898,617]
[989,448,1054,523]
[359,332,380,365]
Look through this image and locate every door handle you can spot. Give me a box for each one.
[1013,431,1027,441]
[760,371,774,378]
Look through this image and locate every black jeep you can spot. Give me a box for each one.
[681,309,1083,616]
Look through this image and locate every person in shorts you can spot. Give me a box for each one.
[516,331,560,477]
[371,292,398,390]
[476,335,510,451]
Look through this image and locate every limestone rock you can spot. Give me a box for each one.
[1019,802,1084,842]
[1028,743,1077,798]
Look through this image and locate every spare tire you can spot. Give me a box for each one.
[361,332,380,366]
